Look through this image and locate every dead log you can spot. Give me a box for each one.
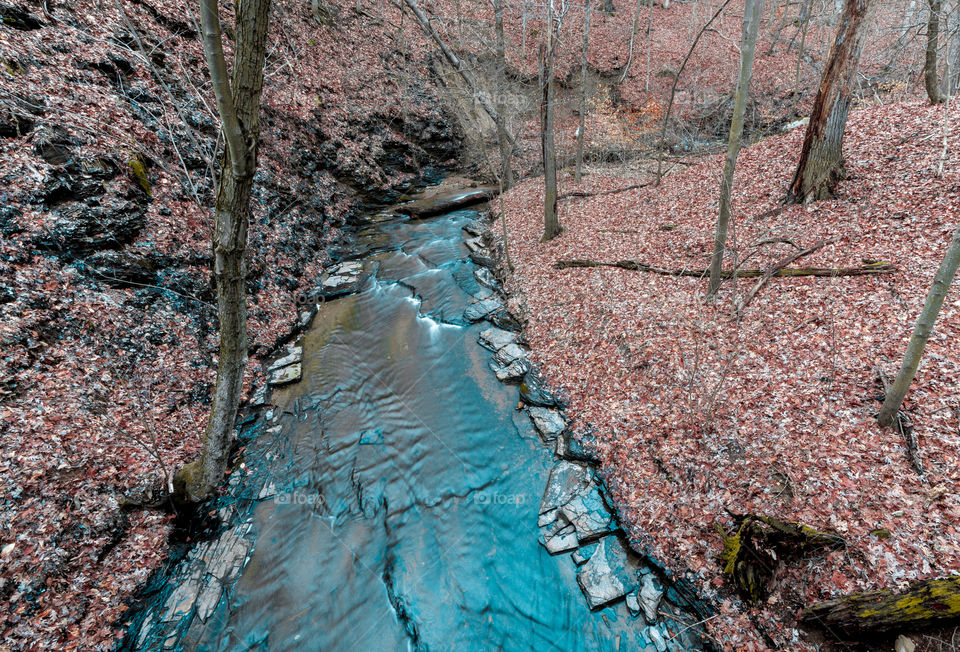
[555,258,896,279]
[737,238,835,312]
[557,181,651,201]
[803,576,960,636]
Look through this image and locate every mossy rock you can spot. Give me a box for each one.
[127,154,151,196]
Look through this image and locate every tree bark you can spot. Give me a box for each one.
[878,223,960,427]
[175,0,271,503]
[575,0,592,183]
[803,576,960,636]
[707,0,763,297]
[541,2,561,241]
[788,0,872,202]
[925,0,945,104]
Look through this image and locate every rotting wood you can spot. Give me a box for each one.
[557,181,651,201]
[737,238,835,312]
[803,576,960,636]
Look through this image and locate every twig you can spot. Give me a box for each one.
[557,181,651,200]
[737,238,835,313]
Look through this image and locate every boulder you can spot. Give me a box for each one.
[555,430,601,464]
[268,346,302,372]
[492,342,528,366]
[576,535,643,609]
[519,370,561,407]
[528,407,566,441]
[474,267,497,289]
[489,357,530,384]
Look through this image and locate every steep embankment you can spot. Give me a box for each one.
[0,0,458,647]
[498,100,960,649]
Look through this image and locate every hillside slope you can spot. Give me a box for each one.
[498,99,960,649]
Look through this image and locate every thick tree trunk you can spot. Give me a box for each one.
[575,0,592,183]
[878,223,960,427]
[707,0,763,297]
[803,576,960,636]
[542,3,561,241]
[493,0,514,189]
[926,0,945,104]
[789,0,872,202]
[175,0,271,503]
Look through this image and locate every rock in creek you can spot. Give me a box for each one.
[538,461,616,549]
[626,591,643,618]
[463,296,502,322]
[267,346,303,373]
[639,573,664,624]
[478,327,517,352]
[488,309,522,332]
[474,267,497,290]
[528,407,566,441]
[572,541,598,565]
[492,342,528,366]
[489,357,530,384]
[269,362,301,386]
[519,369,561,408]
[321,260,364,297]
[555,430,601,464]
[576,535,644,610]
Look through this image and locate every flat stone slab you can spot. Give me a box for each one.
[267,346,302,373]
[464,297,502,322]
[528,407,566,441]
[492,342,528,366]
[539,461,593,518]
[401,187,496,218]
[576,535,643,609]
[269,362,301,386]
[478,327,517,352]
[555,430,600,464]
[558,483,616,542]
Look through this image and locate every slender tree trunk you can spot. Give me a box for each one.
[493,0,514,189]
[575,0,592,183]
[619,0,645,83]
[879,224,960,427]
[176,0,271,502]
[791,0,812,105]
[542,2,561,241]
[926,0,945,104]
[707,0,763,297]
[788,0,873,203]
[645,0,654,91]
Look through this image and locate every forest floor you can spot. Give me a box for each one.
[498,99,960,650]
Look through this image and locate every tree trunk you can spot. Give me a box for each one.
[175,0,271,503]
[493,0,514,189]
[575,0,592,183]
[803,575,960,636]
[542,2,561,241]
[926,0,945,104]
[788,0,872,203]
[707,0,763,297]
[878,223,960,427]
[619,0,645,83]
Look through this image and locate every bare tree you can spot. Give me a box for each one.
[788,0,874,202]
[175,0,272,502]
[575,0,592,183]
[879,224,960,427]
[926,0,946,104]
[541,1,564,241]
[707,0,764,297]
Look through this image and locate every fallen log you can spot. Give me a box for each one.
[555,258,897,278]
[737,238,835,312]
[803,576,960,636]
[557,181,651,201]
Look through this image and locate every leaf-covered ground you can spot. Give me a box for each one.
[498,99,960,650]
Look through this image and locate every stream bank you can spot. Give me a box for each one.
[120,181,711,651]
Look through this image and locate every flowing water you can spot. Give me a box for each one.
[122,196,706,651]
